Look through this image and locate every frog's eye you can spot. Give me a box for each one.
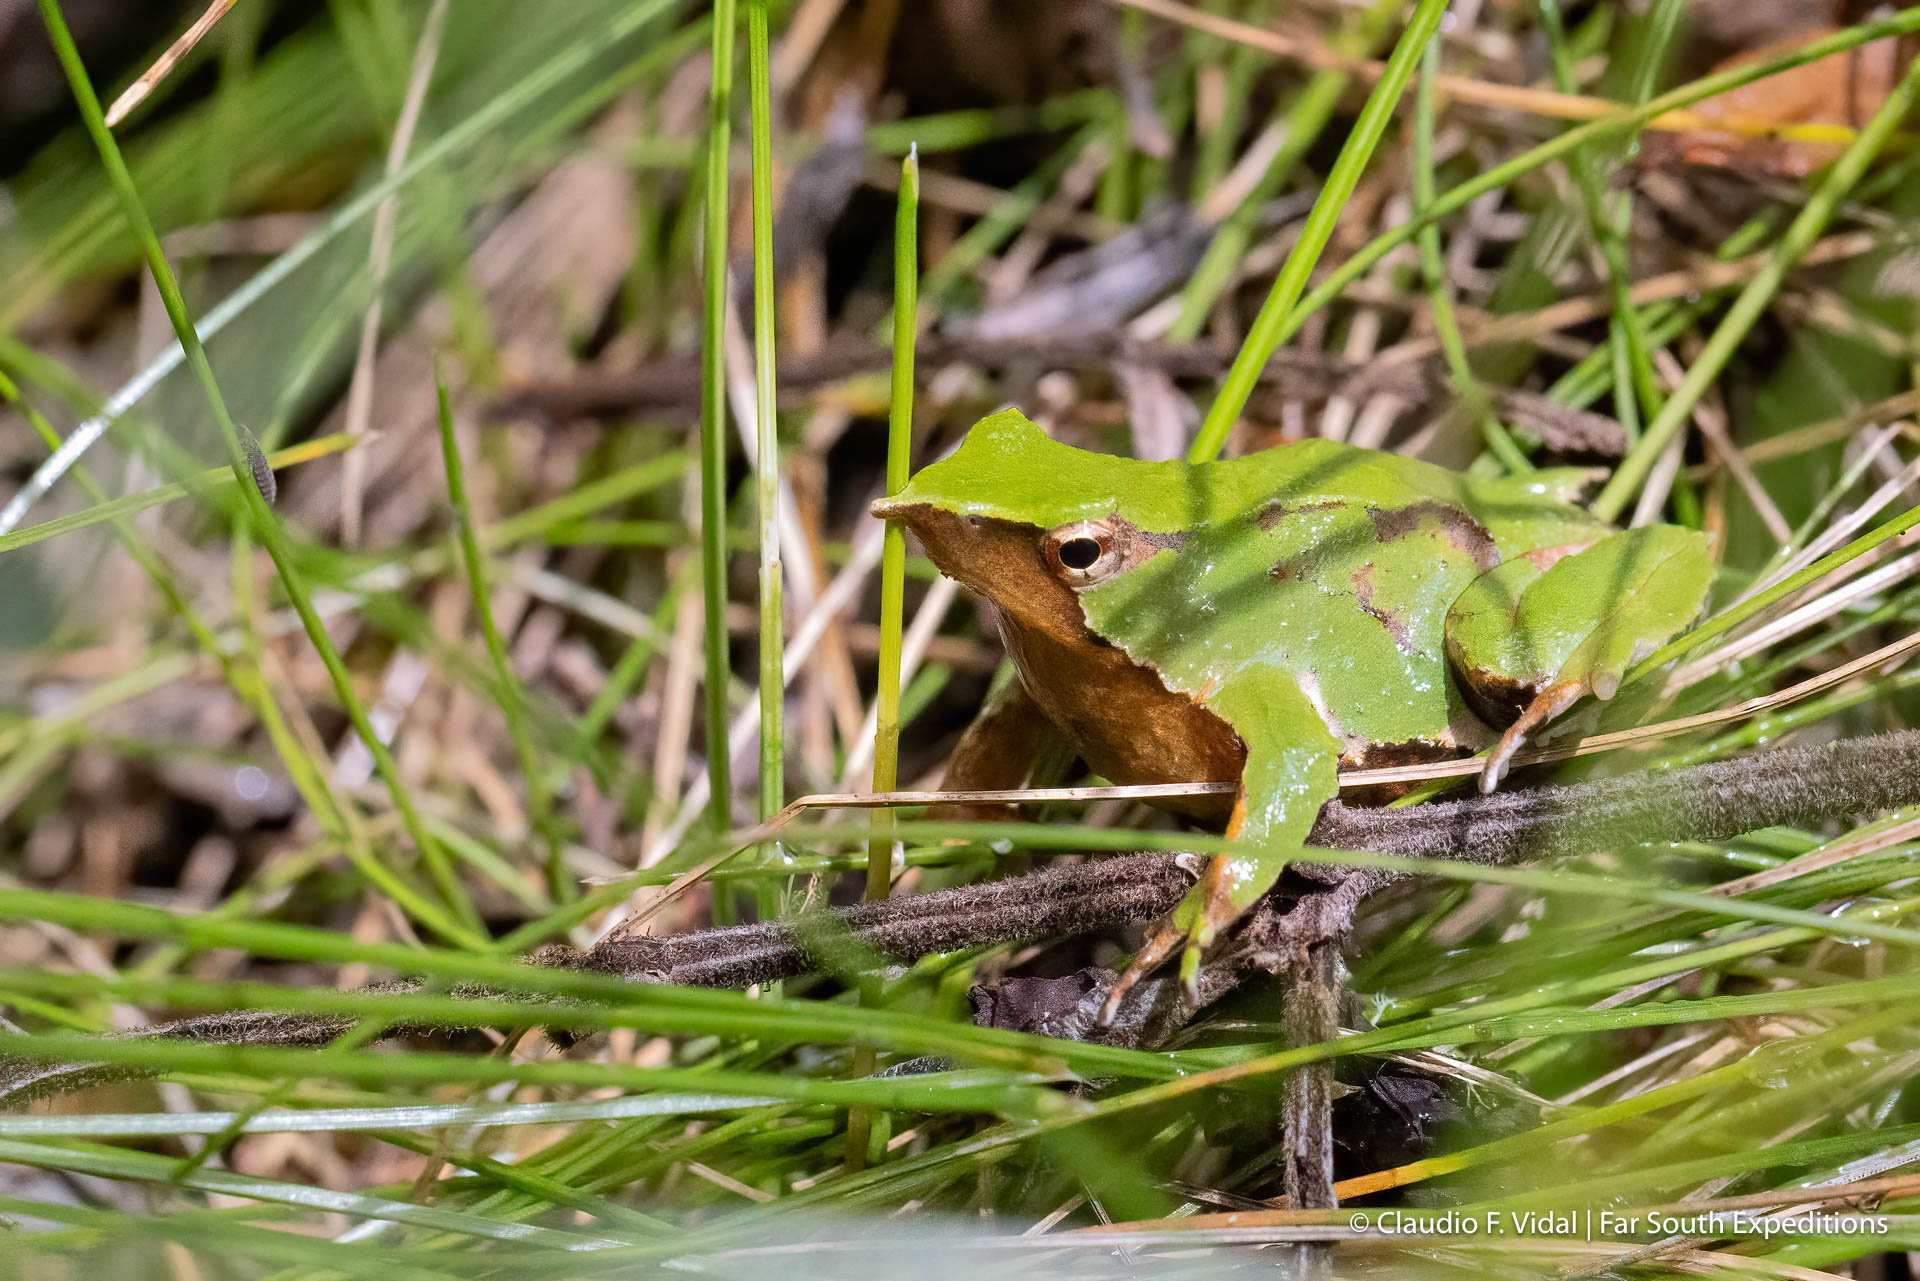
[1043,520,1120,587]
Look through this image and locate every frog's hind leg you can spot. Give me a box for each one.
[1446,526,1713,792]
[1480,679,1585,792]
[1097,804,1256,1025]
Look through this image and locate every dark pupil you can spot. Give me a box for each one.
[1058,537,1103,571]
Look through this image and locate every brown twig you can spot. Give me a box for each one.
[495,332,1630,458]
[1282,942,1341,1215]
[1104,0,1874,145]
[5,732,1919,1106]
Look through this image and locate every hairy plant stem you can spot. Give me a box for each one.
[6,733,1916,1107]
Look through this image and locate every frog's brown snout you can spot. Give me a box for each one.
[869,497,963,531]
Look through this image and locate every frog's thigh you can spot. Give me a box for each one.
[1446,526,1712,790]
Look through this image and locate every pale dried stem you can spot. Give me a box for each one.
[1628,429,1685,529]
[1378,232,1882,369]
[839,576,962,790]
[1704,389,1920,474]
[340,0,450,546]
[1553,1029,1716,1106]
[645,577,706,852]
[770,0,848,98]
[1105,0,1876,140]
[1672,555,1920,688]
[721,294,867,765]
[512,564,659,641]
[104,0,236,127]
[1743,450,1920,605]
[1708,811,1920,901]
[1650,348,1790,543]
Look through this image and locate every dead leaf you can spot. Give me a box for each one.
[1647,27,1910,179]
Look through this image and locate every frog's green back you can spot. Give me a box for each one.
[898,410,1615,760]
[888,409,1204,531]
[893,408,1538,534]
[1080,492,1497,757]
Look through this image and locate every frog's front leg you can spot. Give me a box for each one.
[927,676,1074,825]
[1099,668,1341,1023]
[1446,526,1713,792]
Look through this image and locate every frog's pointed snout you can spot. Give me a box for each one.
[869,493,941,531]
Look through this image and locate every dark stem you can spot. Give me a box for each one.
[1281,942,1341,1213]
[494,332,1627,457]
[4,731,1916,1105]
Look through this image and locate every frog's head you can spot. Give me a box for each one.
[870,409,1193,643]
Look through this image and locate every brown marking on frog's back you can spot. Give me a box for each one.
[1254,498,1347,532]
[1366,500,1501,571]
[1522,540,1598,572]
[1111,517,1189,561]
[1339,735,1476,805]
[1350,561,1414,655]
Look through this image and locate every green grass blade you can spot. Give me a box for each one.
[747,0,783,826]
[1590,45,1920,520]
[434,366,561,898]
[34,0,486,946]
[1188,0,1449,461]
[848,144,921,1172]
[0,432,358,557]
[1413,35,1530,472]
[870,145,919,907]
[699,0,738,836]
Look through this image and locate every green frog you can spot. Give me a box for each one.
[872,409,1713,1012]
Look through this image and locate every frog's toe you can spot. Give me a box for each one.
[1098,923,1186,1026]
[1178,944,1202,1000]
[1480,678,1585,793]
[1187,855,1243,948]
[1102,858,1252,1022]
